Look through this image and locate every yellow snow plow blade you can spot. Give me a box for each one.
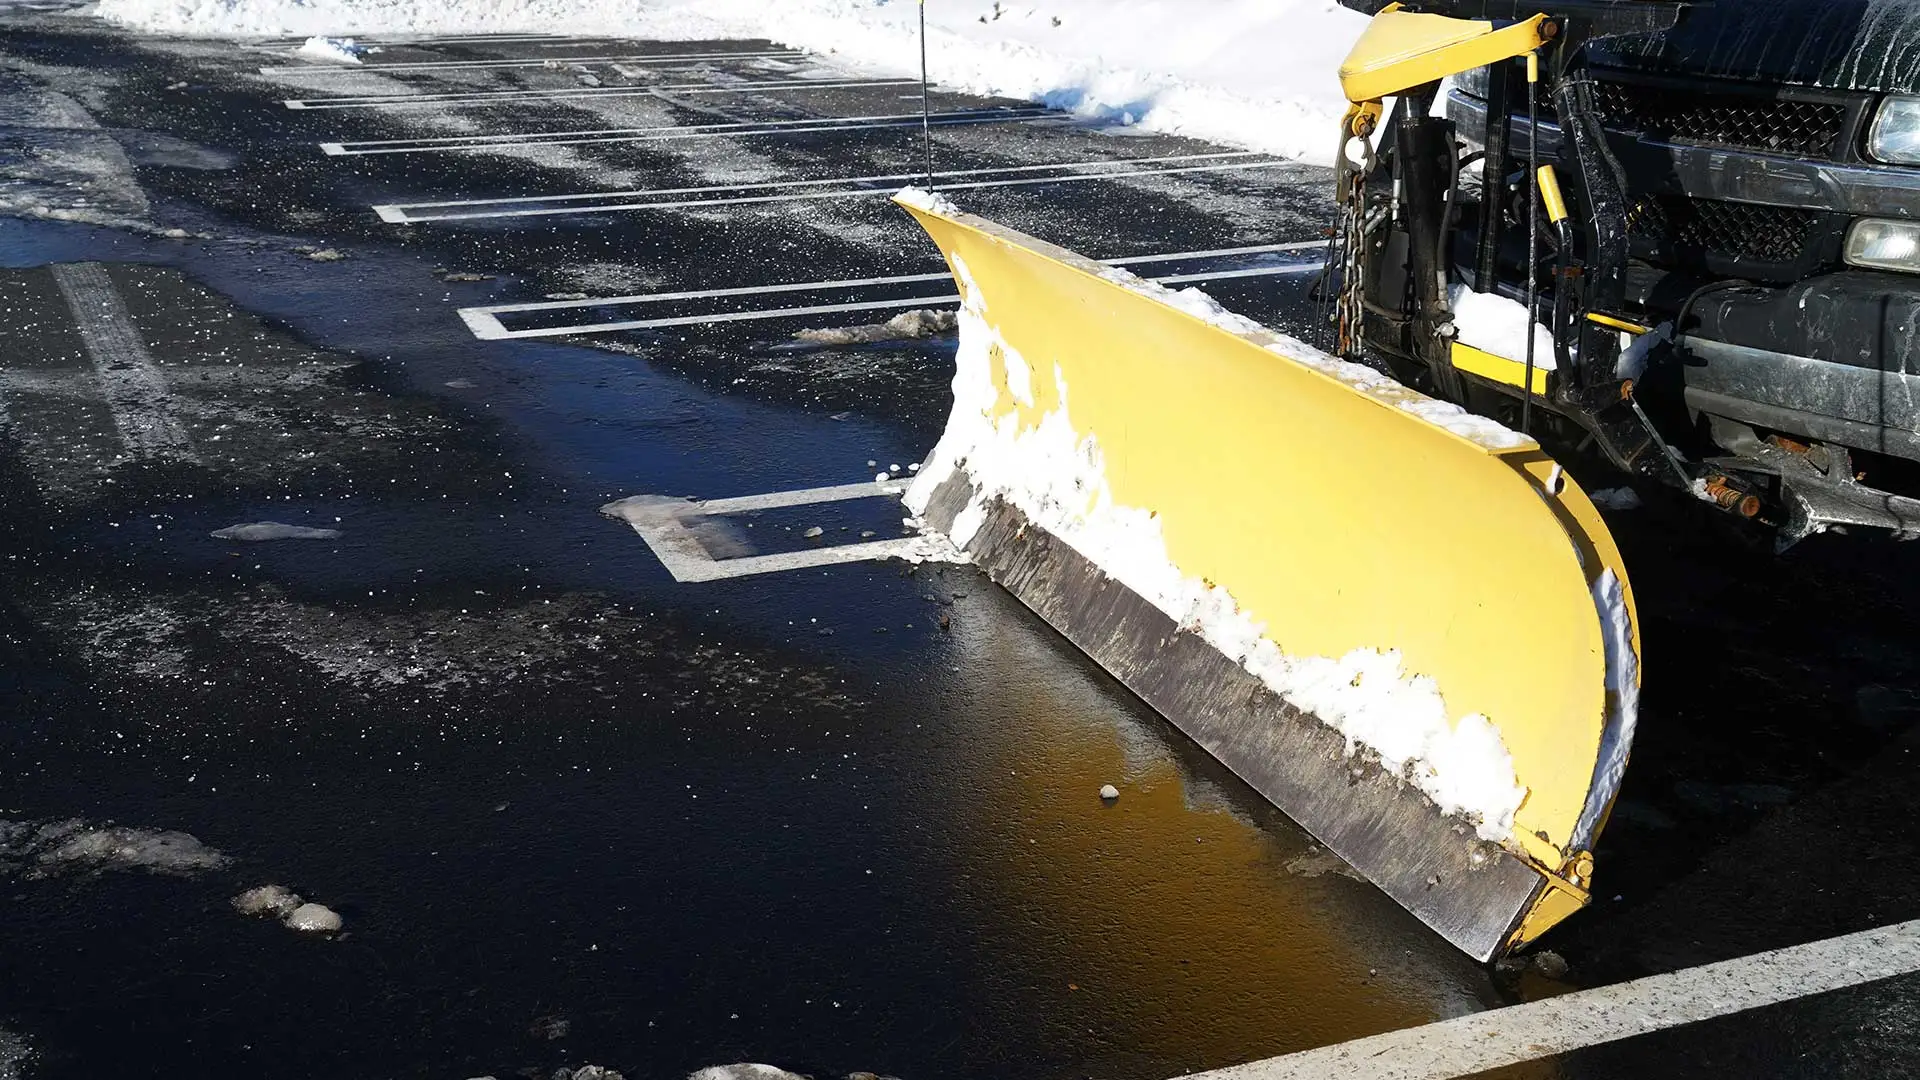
[895,195,1641,961]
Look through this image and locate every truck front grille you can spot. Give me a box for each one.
[1591,80,1847,158]
[1627,196,1819,268]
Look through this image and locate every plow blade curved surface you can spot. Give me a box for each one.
[896,195,1641,960]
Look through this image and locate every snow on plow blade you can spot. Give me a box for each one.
[895,193,1642,961]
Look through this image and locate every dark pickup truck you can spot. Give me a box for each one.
[1359,0,1920,543]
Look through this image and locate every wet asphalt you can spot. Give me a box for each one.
[0,11,1918,1080]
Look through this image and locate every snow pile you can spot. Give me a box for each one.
[0,818,229,878]
[906,251,1531,842]
[294,34,363,63]
[93,0,1366,164]
[1448,284,1557,370]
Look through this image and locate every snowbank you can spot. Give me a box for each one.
[91,0,1366,164]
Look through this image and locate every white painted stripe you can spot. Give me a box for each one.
[259,50,802,74]
[473,241,1322,313]
[385,159,1293,223]
[377,152,1266,221]
[458,308,512,341]
[1178,919,1920,1080]
[1152,264,1321,286]
[472,262,1319,339]
[320,107,1056,155]
[664,537,942,582]
[284,77,920,110]
[699,482,897,515]
[49,263,199,462]
[604,483,954,582]
[562,295,961,336]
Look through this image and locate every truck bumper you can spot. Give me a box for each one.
[1680,272,1920,464]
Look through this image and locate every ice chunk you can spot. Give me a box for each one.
[211,522,342,541]
[284,902,343,932]
[1099,783,1120,801]
[233,884,304,918]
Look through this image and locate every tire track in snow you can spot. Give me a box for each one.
[50,262,199,462]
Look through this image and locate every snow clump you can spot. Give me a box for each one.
[232,883,304,918]
[294,35,363,64]
[284,902,344,933]
[211,522,342,541]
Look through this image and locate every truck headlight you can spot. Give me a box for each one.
[1845,218,1920,274]
[1869,96,1920,165]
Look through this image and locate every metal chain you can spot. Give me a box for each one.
[1334,122,1376,360]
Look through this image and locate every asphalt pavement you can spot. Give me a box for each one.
[0,11,1917,1080]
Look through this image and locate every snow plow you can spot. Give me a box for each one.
[895,192,1637,961]
[891,0,1743,962]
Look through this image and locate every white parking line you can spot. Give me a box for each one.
[602,482,956,583]
[1179,919,1920,1080]
[259,50,804,75]
[469,265,1314,337]
[459,250,1323,340]
[474,241,1320,314]
[319,107,1057,156]
[284,77,922,110]
[49,263,199,462]
[374,152,1286,222]
[247,33,586,46]
[698,481,886,515]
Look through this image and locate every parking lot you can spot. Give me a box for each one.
[2,13,1920,1080]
